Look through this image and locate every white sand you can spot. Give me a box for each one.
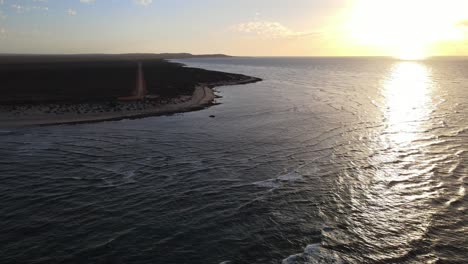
[0,86,215,128]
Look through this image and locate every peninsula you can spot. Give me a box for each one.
[0,54,261,127]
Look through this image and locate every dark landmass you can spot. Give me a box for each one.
[143,60,257,98]
[0,53,231,64]
[0,54,261,127]
[0,60,137,104]
[0,54,254,104]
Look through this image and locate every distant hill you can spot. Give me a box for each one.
[0,53,231,64]
[153,53,231,59]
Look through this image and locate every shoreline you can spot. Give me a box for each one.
[0,77,260,128]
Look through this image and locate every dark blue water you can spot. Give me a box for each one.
[0,57,467,263]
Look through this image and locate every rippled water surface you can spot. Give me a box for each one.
[1,57,467,264]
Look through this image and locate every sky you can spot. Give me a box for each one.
[0,0,468,57]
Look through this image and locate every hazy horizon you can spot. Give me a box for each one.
[2,53,468,61]
[1,0,468,59]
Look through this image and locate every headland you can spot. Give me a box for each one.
[0,53,261,128]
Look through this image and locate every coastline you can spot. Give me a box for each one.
[0,77,260,128]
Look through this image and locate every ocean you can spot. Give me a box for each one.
[0,57,467,263]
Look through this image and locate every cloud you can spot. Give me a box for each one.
[134,0,152,6]
[232,20,320,39]
[67,8,77,16]
[79,0,153,5]
[10,4,49,13]
[0,27,7,40]
[11,4,25,12]
[458,20,468,27]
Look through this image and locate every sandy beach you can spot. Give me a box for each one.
[0,85,216,128]
[0,56,262,128]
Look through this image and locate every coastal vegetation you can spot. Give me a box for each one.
[0,54,261,127]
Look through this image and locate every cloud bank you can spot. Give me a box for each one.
[134,0,152,6]
[232,20,319,39]
[458,20,468,27]
[77,0,153,6]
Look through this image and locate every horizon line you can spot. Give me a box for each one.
[1,53,468,59]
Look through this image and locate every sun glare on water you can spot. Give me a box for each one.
[346,0,467,59]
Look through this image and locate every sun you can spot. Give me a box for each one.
[396,48,427,61]
[344,0,468,58]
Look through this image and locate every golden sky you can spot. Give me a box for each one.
[0,0,467,57]
[230,0,468,58]
[338,0,468,58]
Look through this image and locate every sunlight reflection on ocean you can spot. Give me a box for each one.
[0,57,467,264]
